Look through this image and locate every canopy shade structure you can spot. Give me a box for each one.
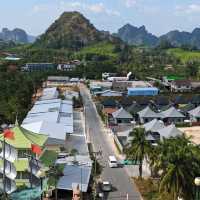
[143,119,165,132]
[138,106,158,118]
[160,107,185,119]
[158,124,183,139]
[112,108,133,119]
[0,126,48,149]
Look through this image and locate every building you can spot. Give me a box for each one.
[188,106,200,122]
[127,87,159,96]
[160,107,185,123]
[163,75,184,84]
[65,91,79,100]
[143,119,165,140]
[191,81,200,91]
[22,63,56,72]
[157,124,183,140]
[46,76,69,87]
[5,56,21,61]
[57,63,76,71]
[112,81,133,92]
[56,155,92,194]
[102,72,117,80]
[138,106,159,123]
[101,99,118,108]
[0,125,47,186]
[39,87,59,101]
[155,96,170,110]
[95,90,123,97]
[191,95,200,106]
[90,81,112,94]
[170,80,192,92]
[126,103,146,121]
[112,108,133,124]
[112,81,153,92]
[22,99,73,140]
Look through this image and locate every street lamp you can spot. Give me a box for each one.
[194,177,200,200]
[36,169,46,200]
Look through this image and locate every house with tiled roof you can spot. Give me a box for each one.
[0,125,47,186]
[170,80,192,92]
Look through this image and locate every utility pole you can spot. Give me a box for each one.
[91,150,102,200]
[84,105,87,142]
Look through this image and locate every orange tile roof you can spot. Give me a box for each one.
[103,108,118,114]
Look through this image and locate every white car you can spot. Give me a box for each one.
[101,181,112,192]
[108,155,118,168]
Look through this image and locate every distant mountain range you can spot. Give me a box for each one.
[116,23,158,46]
[0,28,36,44]
[116,23,200,49]
[2,12,200,49]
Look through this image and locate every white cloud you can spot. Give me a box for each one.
[87,3,120,16]
[175,3,200,15]
[88,3,105,13]
[124,0,137,8]
[32,4,51,13]
[60,1,120,16]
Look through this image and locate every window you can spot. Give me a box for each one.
[22,171,30,179]
[18,149,32,158]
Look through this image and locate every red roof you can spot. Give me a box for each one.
[103,108,118,114]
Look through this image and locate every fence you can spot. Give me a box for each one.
[113,135,124,154]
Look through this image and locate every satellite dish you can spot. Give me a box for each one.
[0,142,18,163]
[0,177,16,194]
[29,159,43,178]
[0,160,17,180]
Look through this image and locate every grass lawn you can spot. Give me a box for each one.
[40,150,58,167]
[167,48,200,63]
[78,41,118,58]
[133,178,173,200]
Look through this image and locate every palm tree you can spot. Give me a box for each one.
[155,135,200,200]
[125,127,151,178]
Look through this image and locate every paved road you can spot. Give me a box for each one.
[80,85,141,200]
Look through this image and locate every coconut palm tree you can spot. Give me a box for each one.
[155,135,200,200]
[125,127,151,178]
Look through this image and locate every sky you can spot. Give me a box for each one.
[1,0,200,36]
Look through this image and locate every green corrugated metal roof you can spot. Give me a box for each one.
[14,159,29,171]
[166,75,184,81]
[0,126,48,149]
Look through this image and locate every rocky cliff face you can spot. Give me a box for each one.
[159,30,192,48]
[35,11,112,49]
[117,23,158,46]
[117,24,200,49]
[0,28,28,43]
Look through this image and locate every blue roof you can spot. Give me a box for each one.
[57,164,92,192]
[128,87,158,91]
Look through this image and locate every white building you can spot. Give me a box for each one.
[40,87,59,100]
[22,99,73,140]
